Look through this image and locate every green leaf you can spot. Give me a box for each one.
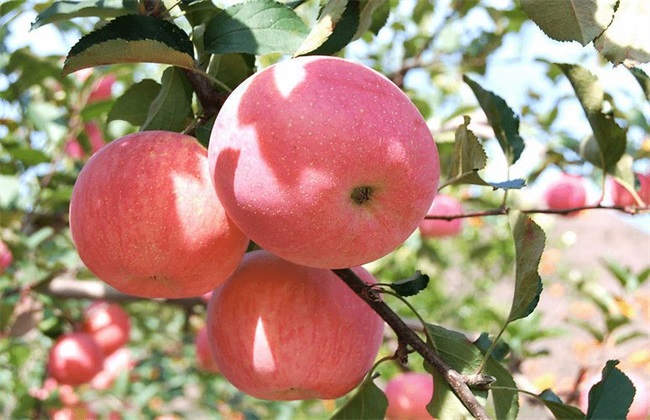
[294,0,348,56]
[586,360,635,420]
[536,389,587,419]
[629,67,650,101]
[204,0,309,56]
[556,63,627,174]
[388,271,429,297]
[308,0,360,56]
[426,367,473,419]
[6,147,50,166]
[594,0,650,66]
[209,53,255,91]
[355,0,389,39]
[520,0,616,45]
[507,213,545,323]
[483,354,518,420]
[331,375,387,419]
[141,67,193,132]
[63,14,195,76]
[474,333,510,362]
[32,0,139,30]
[108,79,162,126]
[448,115,487,179]
[463,76,525,164]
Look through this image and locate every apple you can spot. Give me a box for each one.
[543,173,587,216]
[579,370,650,420]
[385,372,435,420]
[90,347,133,390]
[208,55,439,269]
[83,301,130,356]
[418,194,464,238]
[0,239,12,274]
[195,325,219,373]
[48,332,105,386]
[610,172,650,207]
[69,131,249,298]
[84,122,106,154]
[87,75,116,103]
[64,138,85,160]
[206,250,385,400]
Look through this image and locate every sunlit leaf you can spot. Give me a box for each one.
[63,15,195,75]
[520,0,615,45]
[586,360,635,419]
[308,0,359,56]
[507,213,544,323]
[204,0,309,55]
[294,0,348,56]
[331,375,388,419]
[32,0,138,29]
[594,0,650,66]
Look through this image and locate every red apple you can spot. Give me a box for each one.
[206,250,385,400]
[69,131,249,298]
[543,173,587,216]
[195,326,219,373]
[208,55,439,269]
[88,75,116,103]
[579,370,650,420]
[90,347,133,390]
[610,172,650,207]
[385,372,435,420]
[48,332,105,386]
[83,301,130,356]
[418,194,464,238]
[84,122,106,154]
[0,239,12,274]
[64,138,85,160]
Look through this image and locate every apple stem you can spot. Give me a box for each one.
[332,268,491,420]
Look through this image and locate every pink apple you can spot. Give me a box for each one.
[84,122,106,154]
[90,347,133,390]
[208,55,439,269]
[543,173,587,216]
[48,332,105,386]
[385,372,435,420]
[88,75,116,103]
[195,326,219,373]
[83,301,130,356]
[69,131,249,298]
[64,138,85,160]
[610,172,650,207]
[579,370,650,419]
[418,194,464,238]
[0,239,12,274]
[206,250,385,400]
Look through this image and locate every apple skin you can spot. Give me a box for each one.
[195,326,219,373]
[579,371,650,419]
[610,172,650,207]
[88,75,116,103]
[48,332,105,386]
[418,194,464,238]
[385,372,435,420]
[543,173,587,216]
[83,301,130,356]
[206,250,385,400]
[0,239,12,274]
[69,131,249,298]
[208,55,439,269]
[90,347,133,390]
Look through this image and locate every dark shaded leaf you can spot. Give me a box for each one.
[474,333,510,362]
[141,67,193,132]
[294,0,348,56]
[331,376,387,419]
[629,67,650,101]
[586,360,635,419]
[204,0,309,55]
[536,389,586,419]
[32,0,138,29]
[388,271,429,297]
[308,0,360,56]
[108,79,162,126]
[63,15,195,75]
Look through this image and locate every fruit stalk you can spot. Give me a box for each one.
[332,268,490,420]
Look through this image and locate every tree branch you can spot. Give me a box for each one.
[424,203,649,220]
[332,268,490,420]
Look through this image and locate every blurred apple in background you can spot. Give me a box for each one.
[543,173,587,216]
[48,332,105,386]
[609,172,650,207]
[195,326,219,373]
[418,194,464,238]
[0,239,13,274]
[83,300,130,356]
[87,75,116,103]
[385,372,435,420]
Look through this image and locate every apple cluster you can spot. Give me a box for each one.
[68,56,441,401]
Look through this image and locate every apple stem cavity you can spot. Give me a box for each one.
[350,185,374,206]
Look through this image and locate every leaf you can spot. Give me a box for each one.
[210,53,255,91]
[63,15,195,76]
[586,360,635,419]
[388,271,429,297]
[331,376,387,419]
[294,0,348,56]
[448,116,488,179]
[594,0,650,66]
[507,213,544,323]
[355,0,389,39]
[474,333,510,362]
[629,67,650,101]
[556,63,627,174]
[32,0,138,30]
[108,79,162,126]
[427,367,473,419]
[483,354,518,420]
[536,389,586,419]
[308,0,360,56]
[141,67,193,132]
[520,0,616,45]
[204,0,309,56]
[463,76,525,164]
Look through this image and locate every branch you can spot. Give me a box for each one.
[424,204,650,220]
[182,69,229,125]
[332,268,490,420]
